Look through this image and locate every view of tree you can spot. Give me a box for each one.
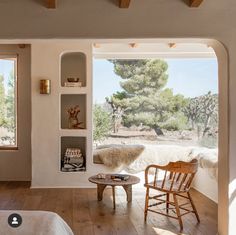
[0,67,16,146]
[111,59,168,95]
[105,91,128,133]
[93,59,218,148]
[5,70,15,133]
[93,104,112,142]
[107,59,188,135]
[183,92,218,136]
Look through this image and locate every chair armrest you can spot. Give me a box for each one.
[145,164,166,185]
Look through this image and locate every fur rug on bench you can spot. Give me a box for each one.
[93,144,145,168]
[93,144,218,180]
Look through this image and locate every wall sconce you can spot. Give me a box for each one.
[40,79,51,94]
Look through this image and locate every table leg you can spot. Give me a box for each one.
[123,185,132,202]
[97,184,107,201]
[112,186,116,210]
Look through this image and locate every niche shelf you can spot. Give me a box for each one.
[60,136,86,172]
[59,50,88,174]
[61,52,86,87]
[61,94,87,130]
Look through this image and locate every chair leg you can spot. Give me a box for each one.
[166,193,169,214]
[144,187,149,222]
[173,193,183,231]
[187,191,200,223]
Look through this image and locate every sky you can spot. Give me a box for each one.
[93,58,218,104]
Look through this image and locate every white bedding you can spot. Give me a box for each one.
[0,210,74,235]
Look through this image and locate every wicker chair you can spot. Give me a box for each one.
[144,159,200,231]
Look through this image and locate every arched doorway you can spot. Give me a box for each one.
[92,38,229,235]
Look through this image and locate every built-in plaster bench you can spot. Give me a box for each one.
[93,144,218,202]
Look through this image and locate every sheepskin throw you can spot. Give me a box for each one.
[93,144,218,180]
[93,144,145,169]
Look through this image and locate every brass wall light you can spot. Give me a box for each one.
[40,79,51,94]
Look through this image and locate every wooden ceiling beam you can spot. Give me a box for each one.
[119,0,131,8]
[189,0,204,7]
[45,0,57,9]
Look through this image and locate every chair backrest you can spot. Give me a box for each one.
[145,159,198,192]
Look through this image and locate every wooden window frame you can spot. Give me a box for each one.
[0,54,18,150]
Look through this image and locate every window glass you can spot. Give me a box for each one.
[0,56,17,148]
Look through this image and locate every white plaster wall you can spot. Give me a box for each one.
[31,41,116,188]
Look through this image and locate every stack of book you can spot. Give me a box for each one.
[111,174,130,181]
[61,148,85,172]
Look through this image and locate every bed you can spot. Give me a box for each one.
[0,210,74,235]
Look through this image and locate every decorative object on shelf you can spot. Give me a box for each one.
[40,79,51,94]
[64,77,82,87]
[97,173,106,179]
[67,105,83,129]
[67,77,79,82]
[61,148,85,172]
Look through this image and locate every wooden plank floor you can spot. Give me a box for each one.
[0,182,217,235]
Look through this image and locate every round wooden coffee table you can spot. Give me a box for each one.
[88,174,140,209]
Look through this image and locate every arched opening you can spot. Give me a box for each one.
[92,39,229,235]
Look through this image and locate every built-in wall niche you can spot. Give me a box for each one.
[61,52,86,87]
[61,94,86,129]
[61,136,86,172]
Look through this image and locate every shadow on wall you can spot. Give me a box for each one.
[230,183,236,205]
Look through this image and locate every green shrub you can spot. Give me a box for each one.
[161,112,188,131]
[93,104,112,142]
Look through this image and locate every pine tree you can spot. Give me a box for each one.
[107,59,187,134]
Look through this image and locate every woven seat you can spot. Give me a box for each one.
[144,159,200,231]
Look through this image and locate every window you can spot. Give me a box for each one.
[93,58,218,149]
[0,55,17,149]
